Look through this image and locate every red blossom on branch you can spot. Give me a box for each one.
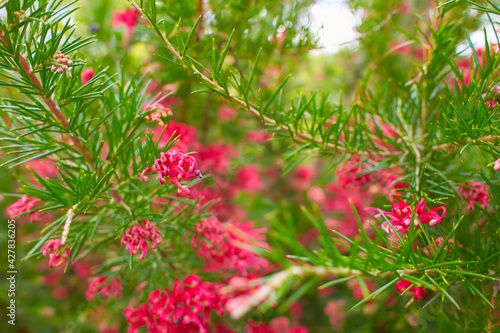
[395,279,425,300]
[120,220,162,260]
[124,275,224,333]
[40,239,71,268]
[458,181,489,210]
[81,68,95,85]
[144,98,172,125]
[369,197,446,233]
[6,195,41,223]
[140,151,202,195]
[86,276,122,301]
[192,217,269,275]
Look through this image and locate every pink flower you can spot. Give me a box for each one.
[236,164,264,192]
[25,159,59,179]
[120,220,162,260]
[324,300,345,330]
[144,99,172,124]
[112,8,139,33]
[369,197,446,233]
[140,151,202,196]
[424,236,458,256]
[337,156,373,188]
[40,239,70,268]
[458,181,490,210]
[218,105,238,122]
[246,130,272,144]
[395,279,425,300]
[86,276,122,301]
[290,165,315,191]
[494,158,500,171]
[6,195,41,223]
[151,120,198,152]
[124,275,224,333]
[192,217,268,275]
[196,142,236,174]
[81,68,95,85]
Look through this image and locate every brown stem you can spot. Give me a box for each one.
[196,0,204,42]
[430,136,498,152]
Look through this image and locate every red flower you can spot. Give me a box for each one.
[124,275,224,333]
[112,8,139,33]
[458,181,489,210]
[246,130,272,144]
[6,195,41,223]
[151,120,199,152]
[40,239,70,268]
[81,68,95,85]
[86,276,122,301]
[495,158,500,171]
[370,197,446,233]
[141,151,202,196]
[395,279,425,300]
[144,99,172,124]
[120,220,162,260]
[236,164,264,192]
[192,217,268,275]
[196,142,236,174]
[218,105,237,122]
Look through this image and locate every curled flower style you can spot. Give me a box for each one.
[124,275,224,333]
[141,151,202,195]
[192,217,269,276]
[120,220,162,260]
[86,276,122,301]
[40,239,70,268]
[6,195,41,223]
[458,181,489,210]
[395,279,425,301]
[369,197,446,233]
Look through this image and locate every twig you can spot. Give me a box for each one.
[0,30,94,164]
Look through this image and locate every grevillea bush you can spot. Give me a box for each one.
[1,0,500,332]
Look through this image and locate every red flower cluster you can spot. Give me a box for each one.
[112,8,139,33]
[236,164,264,193]
[370,197,446,233]
[395,279,424,300]
[86,276,122,301]
[124,275,224,333]
[192,217,268,276]
[6,195,41,223]
[40,239,71,268]
[458,181,489,210]
[121,220,162,260]
[141,151,202,195]
[152,120,198,152]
